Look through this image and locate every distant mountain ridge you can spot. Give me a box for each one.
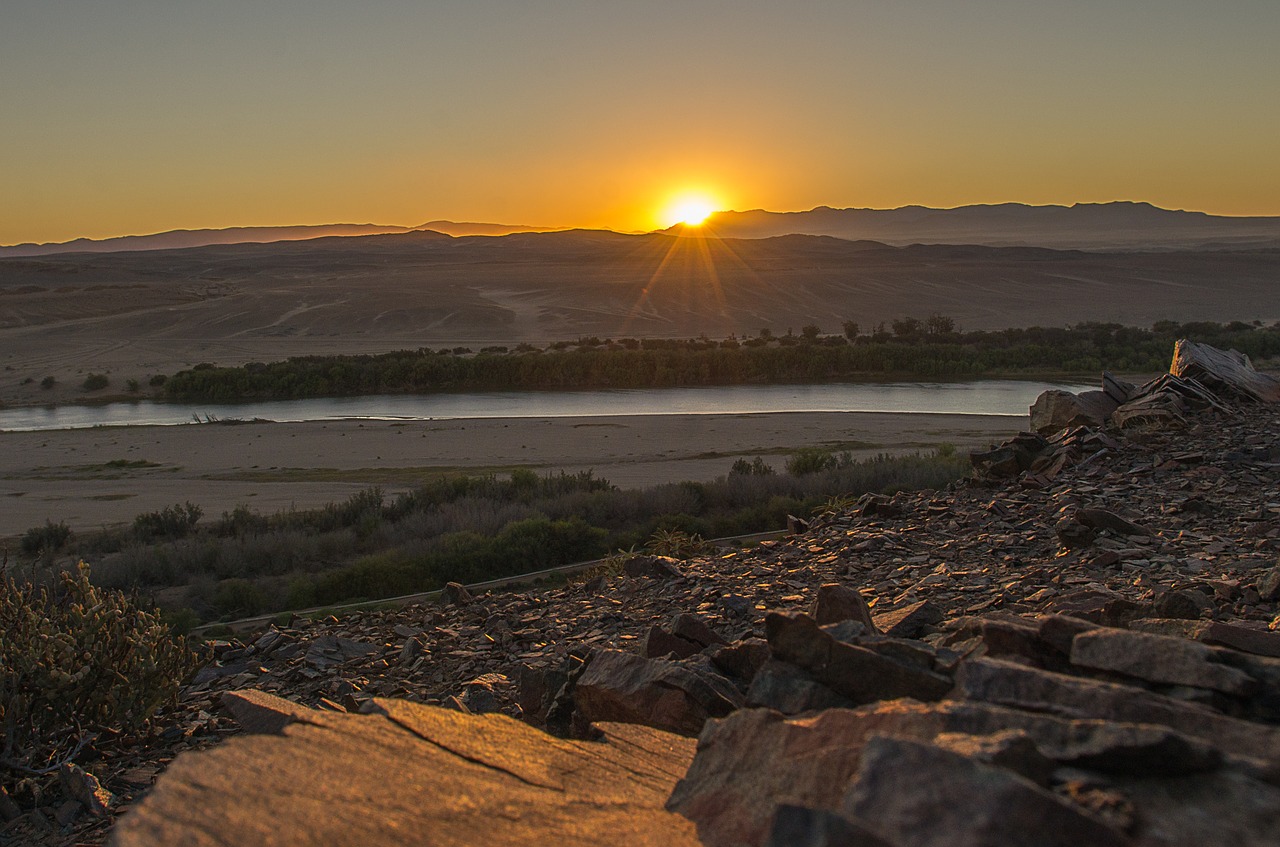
[0,220,563,257]
[685,202,1280,250]
[7,202,1280,257]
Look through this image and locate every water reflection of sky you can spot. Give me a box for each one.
[0,381,1096,432]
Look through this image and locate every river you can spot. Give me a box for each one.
[0,380,1093,432]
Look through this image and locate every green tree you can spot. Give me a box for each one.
[891,317,922,338]
[926,314,956,335]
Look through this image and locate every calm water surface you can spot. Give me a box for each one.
[0,380,1094,432]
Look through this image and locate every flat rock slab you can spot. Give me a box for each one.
[110,690,699,847]
[1069,628,1254,695]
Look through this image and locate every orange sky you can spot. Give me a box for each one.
[2,1,1278,245]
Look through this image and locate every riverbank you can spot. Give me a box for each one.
[0,410,1019,536]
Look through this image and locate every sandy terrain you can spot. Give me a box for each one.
[1,230,1272,540]
[1,231,1278,409]
[0,411,1019,537]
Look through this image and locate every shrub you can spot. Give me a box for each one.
[82,373,109,391]
[134,502,203,541]
[211,578,268,619]
[645,528,711,559]
[786,447,837,476]
[40,376,56,390]
[161,607,201,636]
[326,488,384,531]
[0,562,197,780]
[730,457,775,476]
[213,504,269,537]
[148,374,167,387]
[20,521,71,557]
[126,378,140,393]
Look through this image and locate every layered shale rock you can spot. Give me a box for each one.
[667,613,1280,847]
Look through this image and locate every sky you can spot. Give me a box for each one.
[3,0,1278,245]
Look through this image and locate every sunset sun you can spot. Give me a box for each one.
[663,194,719,228]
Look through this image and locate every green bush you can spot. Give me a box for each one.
[20,521,71,557]
[134,502,203,541]
[40,376,56,389]
[786,447,837,476]
[730,457,775,476]
[0,562,197,780]
[211,578,269,619]
[82,373,109,391]
[74,449,972,621]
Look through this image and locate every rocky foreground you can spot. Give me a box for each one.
[8,342,1280,846]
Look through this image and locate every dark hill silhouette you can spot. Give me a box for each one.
[0,223,415,258]
[11,201,1280,259]
[0,221,561,258]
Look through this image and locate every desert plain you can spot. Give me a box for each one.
[2,229,1276,538]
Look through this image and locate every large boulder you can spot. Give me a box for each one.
[112,690,700,847]
[1029,389,1119,434]
[1171,338,1280,403]
[573,649,743,737]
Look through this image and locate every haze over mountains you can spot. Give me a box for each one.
[687,202,1280,251]
[6,202,1280,258]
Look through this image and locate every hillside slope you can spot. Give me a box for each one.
[23,352,1279,845]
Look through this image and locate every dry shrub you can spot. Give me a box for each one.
[0,561,197,782]
[645,528,712,559]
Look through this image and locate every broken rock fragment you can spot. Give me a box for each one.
[842,735,1129,847]
[766,612,952,705]
[572,649,742,736]
[809,583,878,630]
[873,599,942,638]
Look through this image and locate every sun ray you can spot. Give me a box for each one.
[614,189,773,337]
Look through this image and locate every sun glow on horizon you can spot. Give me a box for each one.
[661,192,720,228]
